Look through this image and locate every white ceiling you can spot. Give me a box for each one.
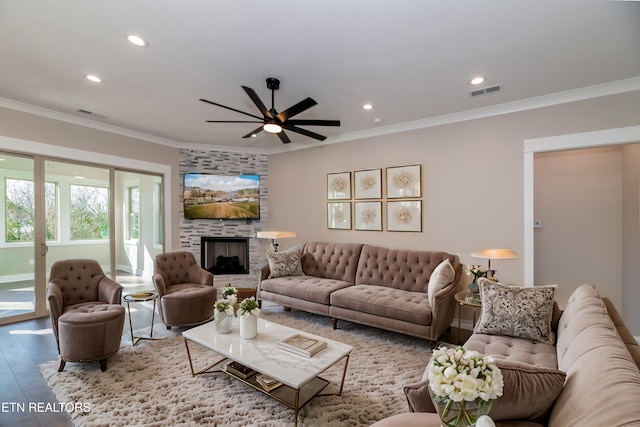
[1,0,639,155]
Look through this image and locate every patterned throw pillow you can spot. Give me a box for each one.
[474,278,557,345]
[266,247,304,278]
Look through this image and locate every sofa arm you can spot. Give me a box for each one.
[429,282,458,341]
[259,263,270,281]
[98,276,123,304]
[404,377,437,413]
[153,273,168,297]
[46,281,64,322]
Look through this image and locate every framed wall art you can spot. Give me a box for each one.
[327,172,351,200]
[386,200,422,232]
[354,201,382,231]
[354,168,382,200]
[327,202,352,229]
[386,164,421,199]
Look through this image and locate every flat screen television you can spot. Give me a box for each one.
[183,173,260,220]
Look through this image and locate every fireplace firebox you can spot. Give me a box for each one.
[201,237,250,275]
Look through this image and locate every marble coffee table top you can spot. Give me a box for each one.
[182,317,353,389]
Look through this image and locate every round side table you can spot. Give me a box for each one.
[454,291,482,344]
[123,291,159,346]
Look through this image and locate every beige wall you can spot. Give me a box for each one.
[267,91,640,320]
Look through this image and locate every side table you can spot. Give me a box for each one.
[123,291,159,346]
[454,291,482,344]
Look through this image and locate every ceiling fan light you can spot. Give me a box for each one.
[263,123,282,134]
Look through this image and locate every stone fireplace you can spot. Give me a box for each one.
[201,237,250,275]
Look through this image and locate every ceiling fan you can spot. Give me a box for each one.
[200,78,340,144]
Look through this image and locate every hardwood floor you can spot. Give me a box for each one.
[0,295,470,427]
[0,293,160,427]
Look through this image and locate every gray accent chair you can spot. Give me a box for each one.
[152,251,216,329]
[47,259,125,372]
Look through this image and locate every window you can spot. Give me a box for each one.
[5,178,57,242]
[70,184,109,240]
[127,186,139,240]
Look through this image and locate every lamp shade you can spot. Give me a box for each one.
[256,231,296,239]
[471,249,518,260]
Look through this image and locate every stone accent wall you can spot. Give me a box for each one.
[179,149,269,286]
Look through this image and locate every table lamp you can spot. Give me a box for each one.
[256,231,296,252]
[471,248,518,280]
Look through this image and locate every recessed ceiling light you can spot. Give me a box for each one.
[470,76,485,85]
[250,134,257,138]
[125,34,149,48]
[362,104,373,110]
[85,74,102,83]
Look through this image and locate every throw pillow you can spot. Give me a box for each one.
[488,358,566,421]
[427,259,455,307]
[266,247,304,278]
[474,279,557,345]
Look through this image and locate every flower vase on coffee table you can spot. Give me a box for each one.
[214,299,235,334]
[238,297,260,339]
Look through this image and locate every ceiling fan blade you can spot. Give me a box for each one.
[200,98,263,120]
[205,120,262,123]
[276,97,317,122]
[278,130,291,144]
[282,124,327,141]
[285,119,341,127]
[242,126,264,139]
[242,86,272,119]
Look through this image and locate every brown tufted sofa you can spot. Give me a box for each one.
[258,242,463,343]
[153,251,216,329]
[371,284,640,427]
[47,259,125,372]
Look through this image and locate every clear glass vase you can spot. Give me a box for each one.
[214,310,233,334]
[430,391,493,427]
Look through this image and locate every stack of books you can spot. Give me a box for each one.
[256,374,282,392]
[224,361,255,379]
[278,334,327,358]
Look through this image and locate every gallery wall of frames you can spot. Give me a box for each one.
[327,164,422,232]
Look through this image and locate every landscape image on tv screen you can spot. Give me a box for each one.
[183,173,260,220]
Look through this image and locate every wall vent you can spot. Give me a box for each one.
[77,109,106,119]
[470,84,502,97]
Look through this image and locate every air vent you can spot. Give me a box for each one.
[77,109,106,119]
[470,84,502,97]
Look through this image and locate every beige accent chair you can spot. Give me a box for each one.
[47,259,125,372]
[152,251,216,329]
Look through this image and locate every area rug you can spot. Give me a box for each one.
[39,310,434,426]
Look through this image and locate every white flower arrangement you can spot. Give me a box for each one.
[465,264,488,280]
[428,346,503,403]
[238,297,261,317]
[215,299,236,316]
[222,285,238,306]
[215,285,240,316]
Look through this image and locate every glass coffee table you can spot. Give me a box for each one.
[182,317,352,426]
